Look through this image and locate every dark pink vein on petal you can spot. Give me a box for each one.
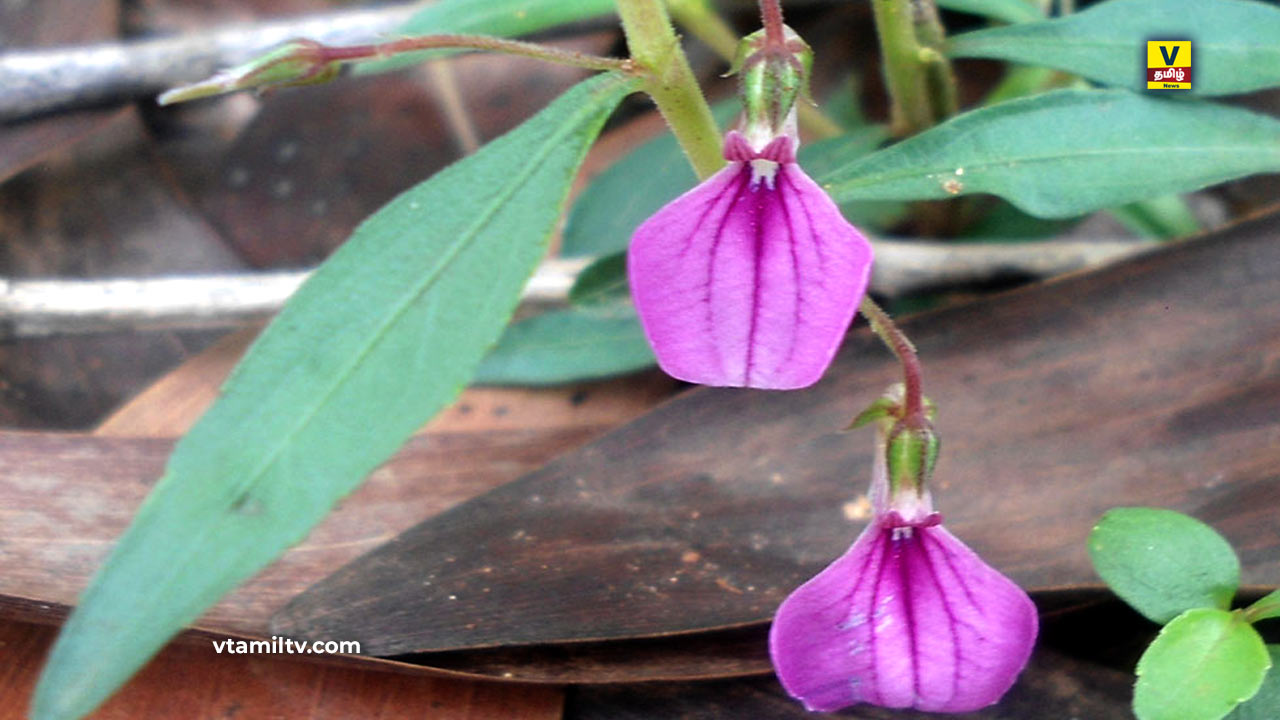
[916,529,963,707]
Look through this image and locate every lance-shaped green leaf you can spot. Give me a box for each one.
[1245,589,1280,623]
[820,89,1280,219]
[561,101,739,258]
[474,303,654,385]
[358,0,617,75]
[948,0,1280,96]
[32,72,636,720]
[1228,646,1280,720]
[937,0,1042,25]
[568,252,630,307]
[1134,609,1271,720]
[1088,507,1239,624]
[1109,195,1202,240]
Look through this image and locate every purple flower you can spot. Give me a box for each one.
[769,448,1038,713]
[627,130,873,389]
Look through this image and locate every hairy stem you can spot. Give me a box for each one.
[760,0,786,46]
[616,0,724,179]
[859,296,925,422]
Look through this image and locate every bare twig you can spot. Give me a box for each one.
[0,3,425,121]
[0,240,1155,339]
[869,237,1155,295]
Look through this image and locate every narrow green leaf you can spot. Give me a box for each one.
[474,303,654,385]
[959,200,1080,241]
[561,100,739,258]
[1134,609,1271,720]
[820,89,1280,219]
[937,0,1042,25]
[1228,646,1280,720]
[1089,507,1239,624]
[1108,194,1202,239]
[356,0,617,75]
[32,72,636,720]
[568,251,629,306]
[948,0,1280,96]
[982,65,1063,106]
[1245,589,1280,623]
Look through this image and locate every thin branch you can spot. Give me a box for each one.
[0,2,616,122]
[304,34,631,73]
[0,240,1155,339]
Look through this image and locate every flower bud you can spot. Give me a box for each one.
[886,419,940,495]
[159,40,339,105]
[726,26,813,148]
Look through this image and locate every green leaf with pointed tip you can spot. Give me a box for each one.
[561,100,738,258]
[948,0,1280,96]
[474,302,654,385]
[569,252,629,307]
[937,0,1042,25]
[1245,589,1280,623]
[1108,195,1201,239]
[1134,609,1271,720]
[1227,646,1280,720]
[356,0,617,75]
[31,72,636,720]
[1089,507,1239,624]
[820,89,1280,219]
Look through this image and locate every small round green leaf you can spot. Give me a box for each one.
[1227,646,1280,720]
[1089,507,1239,623]
[1135,609,1271,720]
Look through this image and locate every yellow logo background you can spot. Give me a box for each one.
[1147,40,1191,90]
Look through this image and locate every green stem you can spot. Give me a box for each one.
[911,0,959,119]
[615,0,724,179]
[859,296,925,422]
[872,0,933,135]
[316,34,634,73]
[667,0,844,140]
[871,0,957,135]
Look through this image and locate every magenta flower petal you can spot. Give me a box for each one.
[769,515,1038,713]
[627,132,873,389]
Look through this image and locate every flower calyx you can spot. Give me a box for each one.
[850,384,940,497]
[726,25,813,148]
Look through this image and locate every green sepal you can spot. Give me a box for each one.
[733,27,813,138]
[846,396,898,430]
[886,421,941,494]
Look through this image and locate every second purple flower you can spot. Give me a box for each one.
[628,129,873,390]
